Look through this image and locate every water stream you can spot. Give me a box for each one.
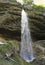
[20,9,35,62]
[16,0,35,62]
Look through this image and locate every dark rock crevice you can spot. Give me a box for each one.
[0,28,21,41]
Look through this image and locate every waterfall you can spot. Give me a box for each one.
[16,0,35,62]
[20,10,35,62]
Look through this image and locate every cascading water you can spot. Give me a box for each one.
[16,0,35,62]
[20,10,35,62]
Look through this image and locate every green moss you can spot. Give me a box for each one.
[0,40,33,65]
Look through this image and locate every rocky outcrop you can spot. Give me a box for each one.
[0,2,22,40]
[0,2,45,40]
[33,40,45,65]
[28,12,45,40]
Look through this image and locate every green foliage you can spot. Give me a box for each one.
[24,0,33,3]
[25,0,31,3]
[0,40,33,65]
[32,4,45,13]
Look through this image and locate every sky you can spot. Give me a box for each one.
[33,0,45,7]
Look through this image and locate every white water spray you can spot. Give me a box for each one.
[16,0,35,62]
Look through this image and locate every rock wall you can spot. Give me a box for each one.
[0,2,45,41]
